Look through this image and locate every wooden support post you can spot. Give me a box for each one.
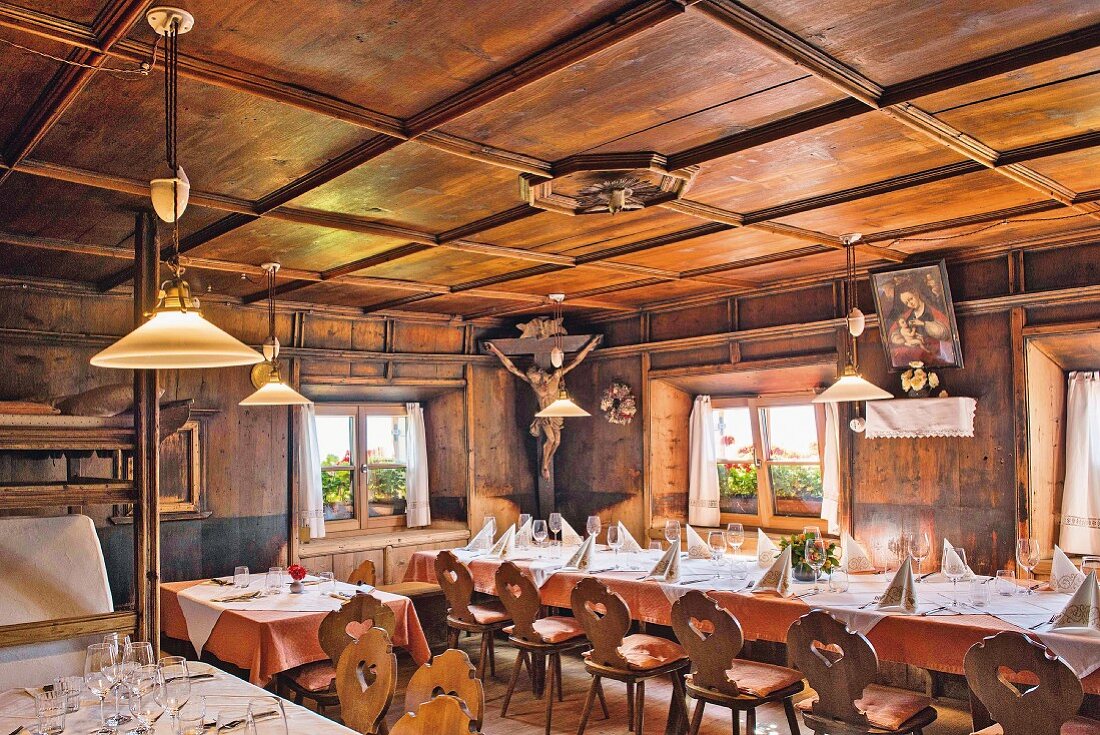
[132,210,160,650]
[287,357,301,566]
[536,436,555,518]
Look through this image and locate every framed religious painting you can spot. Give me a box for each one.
[869,259,964,370]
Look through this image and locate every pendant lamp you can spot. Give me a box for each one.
[92,8,263,371]
[813,234,891,404]
[240,264,311,406]
[534,293,590,418]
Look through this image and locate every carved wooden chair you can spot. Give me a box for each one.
[494,562,590,734]
[670,590,804,735]
[405,648,485,731]
[787,610,937,735]
[964,631,1100,735]
[391,695,481,735]
[349,559,378,587]
[335,626,398,735]
[571,577,690,735]
[435,550,511,679]
[277,592,396,713]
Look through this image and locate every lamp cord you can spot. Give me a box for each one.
[267,266,276,347]
[163,19,182,280]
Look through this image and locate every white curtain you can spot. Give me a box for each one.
[1060,372,1100,554]
[688,395,721,526]
[296,404,325,539]
[820,403,842,534]
[405,402,431,528]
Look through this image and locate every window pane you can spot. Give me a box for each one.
[769,464,823,518]
[365,415,407,464]
[368,467,407,517]
[322,470,355,521]
[763,405,819,461]
[718,462,758,515]
[317,414,354,467]
[713,407,754,462]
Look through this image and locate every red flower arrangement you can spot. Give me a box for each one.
[288,564,308,581]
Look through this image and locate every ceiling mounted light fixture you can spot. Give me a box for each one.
[92,8,263,371]
[240,263,312,406]
[813,233,891,405]
[535,293,590,418]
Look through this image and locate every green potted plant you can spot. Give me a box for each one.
[779,532,840,582]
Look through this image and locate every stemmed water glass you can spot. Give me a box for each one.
[805,537,828,592]
[725,522,745,577]
[1016,538,1041,595]
[607,525,623,566]
[943,546,968,606]
[548,513,562,548]
[586,515,601,541]
[708,531,726,576]
[664,520,681,550]
[102,632,132,726]
[123,665,165,735]
[911,532,931,581]
[532,520,548,557]
[157,656,191,732]
[85,642,119,735]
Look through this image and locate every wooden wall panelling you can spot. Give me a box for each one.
[384,541,455,586]
[647,379,692,534]
[1025,342,1067,556]
[424,389,468,524]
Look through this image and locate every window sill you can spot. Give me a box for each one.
[298,526,470,558]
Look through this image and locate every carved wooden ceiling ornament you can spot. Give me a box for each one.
[519,153,698,216]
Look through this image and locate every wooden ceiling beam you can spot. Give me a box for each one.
[0,2,100,50]
[437,205,544,242]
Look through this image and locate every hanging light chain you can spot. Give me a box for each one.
[163,17,183,279]
[267,265,277,349]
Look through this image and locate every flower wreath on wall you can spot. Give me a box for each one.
[600,380,637,425]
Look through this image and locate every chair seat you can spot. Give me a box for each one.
[724,659,805,697]
[376,581,442,598]
[974,717,1100,735]
[611,633,688,671]
[505,616,586,644]
[798,685,934,731]
[468,601,510,625]
[283,660,336,693]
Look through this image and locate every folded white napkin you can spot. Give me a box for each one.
[465,523,495,552]
[1051,545,1087,594]
[645,543,681,582]
[877,556,918,613]
[617,521,643,553]
[562,534,595,571]
[757,529,779,567]
[754,545,792,597]
[561,518,583,546]
[487,526,515,559]
[841,532,876,573]
[685,524,711,559]
[515,518,533,547]
[1052,570,1100,634]
[942,538,974,579]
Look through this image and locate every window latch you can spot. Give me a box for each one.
[360,463,370,474]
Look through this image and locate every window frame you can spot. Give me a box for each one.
[712,394,827,534]
[316,403,409,535]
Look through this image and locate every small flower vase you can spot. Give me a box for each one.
[901,361,940,398]
[289,579,304,594]
[793,564,817,583]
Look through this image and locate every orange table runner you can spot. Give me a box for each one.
[404,550,1100,694]
[161,580,431,686]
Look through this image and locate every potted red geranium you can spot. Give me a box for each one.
[288,564,308,594]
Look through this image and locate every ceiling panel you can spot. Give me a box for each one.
[0,242,124,282]
[1027,149,1100,194]
[274,280,413,310]
[611,227,820,271]
[0,30,81,148]
[582,279,728,308]
[888,211,1100,257]
[9,0,104,24]
[358,248,537,287]
[440,13,807,160]
[398,293,529,316]
[489,266,649,296]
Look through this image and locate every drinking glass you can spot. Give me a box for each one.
[124,665,165,735]
[607,525,623,564]
[805,538,828,592]
[54,675,82,714]
[725,523,744,553]
[802,526,820,540]
[318,571,335,593]
[648,541,663,551]
[828,569,849,593]
[102,632,131,726]
[246,698,288,735]
[708,531,726,575]
[969,577,991,608]
[995,570,1018,596]
[664,520,681,549]
[1016,538,1041,595]
[1082,556,1100,577]
[234,566,250,588]
[912,532,931,580]
[177,698,206,735]
[943,547,968,606]
[265,567,284,594]
[586,515,601,540]
[84,642,118,735]
[532,520,548,556]
[34,688,67,735]
[125,641,155,675]
[157,656,191,731]
[548,513,562,545]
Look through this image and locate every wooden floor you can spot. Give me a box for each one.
[333,635,978,734]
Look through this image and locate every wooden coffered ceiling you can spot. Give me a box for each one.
[0,0,1098,321]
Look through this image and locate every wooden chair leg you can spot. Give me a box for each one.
[595,677,610,719]
[543,652,556,735]
[577,677,599,735]
[689,700,705,735]
[746,707,756,734]
[447,627,460,650]
[554,653,564,701]
[636,679,646,735]
[487,631,497,677]
[782,698,800,735]
[627,681,635,732]
[669,671,688,735]
[476,632,489,681]
[731,708,740,735]
[501,649,526,717]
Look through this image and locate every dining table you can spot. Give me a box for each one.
[404,546,1100,695]
[0,661,357,734]
[161,574,431,686]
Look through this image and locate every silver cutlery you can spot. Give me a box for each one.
[207,578,233,586]
[858,596,883,609]
[1029,615,1056,630]
[919,605,948,616]
[917,571,936,581]
[6,726,24,735]
[793,590,819,600]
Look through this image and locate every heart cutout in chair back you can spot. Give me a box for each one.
[810,640,845,668]
[356,661,379,692]
[504,582,524,599]
[687,616,715,640]
[346,620,374,640]
[997,666,1040,697]
[443,570,459,584]
[584,601,608,619]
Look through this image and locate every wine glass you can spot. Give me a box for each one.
[102,633,131,726]
[157,656,191,731]
[85,643,118,735]
[725,523,744,553]
[942,546,968,606]
[805,538,828,592]
[532,519,548,556]
[586,515,601,541]
[911,532,931,581]
[802,526,820,540]
[664,520,681,550]
[124,665,164,735]
[548,513,562,545]
[607,525,623,565]
[1016,538,1041,595]
[708,531,726,575]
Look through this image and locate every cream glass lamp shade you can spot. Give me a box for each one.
[535,388,591,418]
[150,166,190,222]
[240,365,311,406]
[813,365,892,403]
